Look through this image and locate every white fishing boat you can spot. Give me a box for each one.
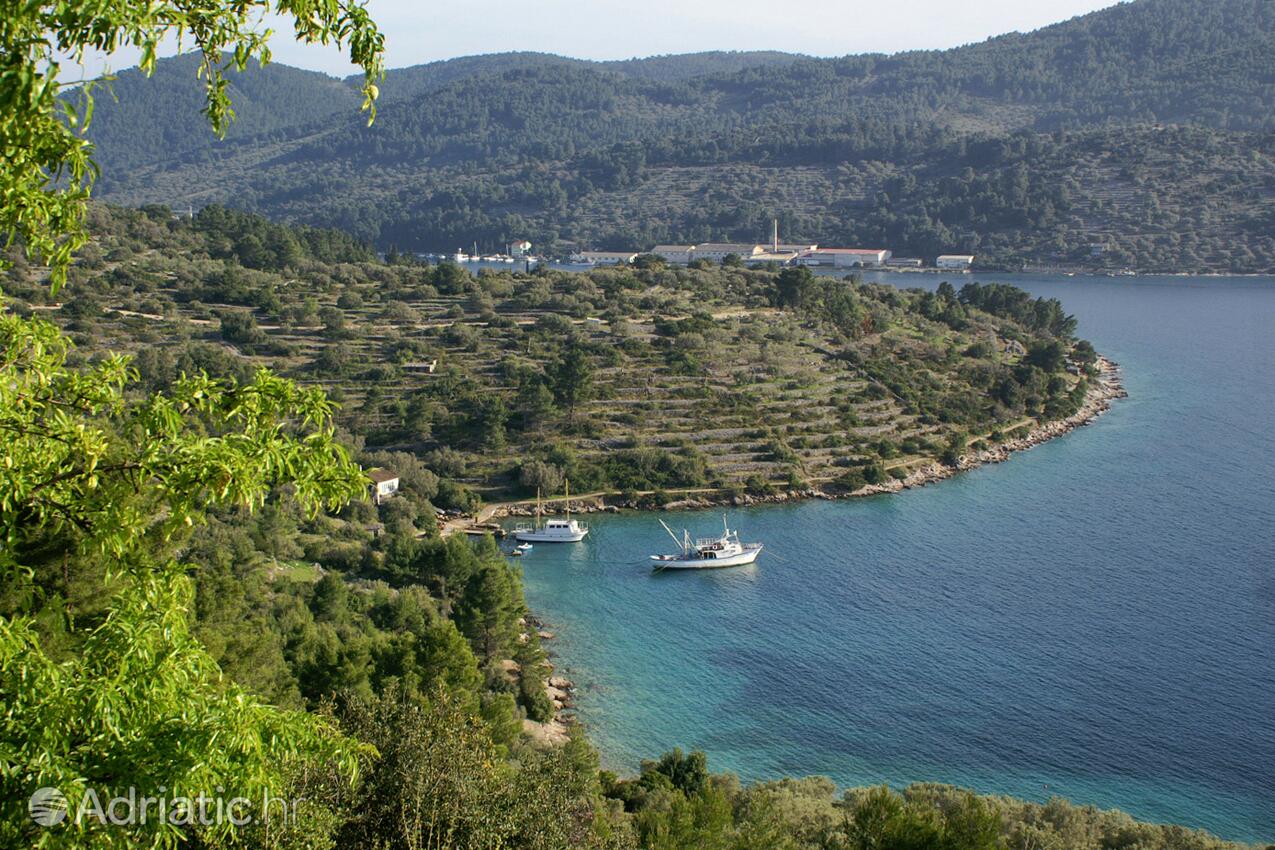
[516,542,533,553]
[651,516,763,570]
[514,482,589,543]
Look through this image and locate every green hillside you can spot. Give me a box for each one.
[9,203,1103,506]
[79,52,360,174]
[371,50,807,98]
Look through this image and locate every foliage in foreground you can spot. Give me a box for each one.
[0,0,383,291]
[0,307,366,848]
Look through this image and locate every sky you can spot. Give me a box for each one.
[70,0,1120,79]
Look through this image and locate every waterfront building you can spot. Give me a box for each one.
[936,254,975,269]
[690,243,766,262]
[571,250,638,265]
[796,248,892,267]
[652,244,696,264]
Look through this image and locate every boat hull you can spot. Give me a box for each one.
[514,529,588,543]
[651,546,762,570]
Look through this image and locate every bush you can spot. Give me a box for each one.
[940,433,968,467]
[863,464,888,485]
[518,459,564,496]
[435,480,480,513]
[837,469,867,491]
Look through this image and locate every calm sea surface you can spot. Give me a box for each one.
[518,273,1275,842]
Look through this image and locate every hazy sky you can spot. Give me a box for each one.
[73,0,1120,79]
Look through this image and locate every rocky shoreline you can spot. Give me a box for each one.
[490,357,1127,518]
[519,614,579,746]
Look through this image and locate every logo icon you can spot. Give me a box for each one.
[29,787,68,826]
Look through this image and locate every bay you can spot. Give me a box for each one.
[520,273,1275,842]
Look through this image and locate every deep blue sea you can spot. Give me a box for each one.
[518,273,1275,843]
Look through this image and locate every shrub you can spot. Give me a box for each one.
[435,480,480,513]
[519,459,565,496]
[837,469,867,491]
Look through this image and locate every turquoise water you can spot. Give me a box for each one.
[519,274,1275,843]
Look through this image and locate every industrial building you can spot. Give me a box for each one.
[687,243,766,262]
[795,248,891,268]
[571,250,638,265]
[653,241,819,265]
[936,254,975,270]
[652,244,696,264]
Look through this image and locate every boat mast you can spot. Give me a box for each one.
[658,519,690,554]
[536,488,542,530]
[565,479,571,523]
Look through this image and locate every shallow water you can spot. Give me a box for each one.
[520,274,1275,842]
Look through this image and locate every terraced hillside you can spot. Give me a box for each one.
[4,205,1099,508]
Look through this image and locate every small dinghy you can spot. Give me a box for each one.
[651,516,763,571]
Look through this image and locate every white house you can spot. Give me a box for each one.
[796,248,891,268]
[402,359,437,375]
[368,469,400,505]
[509,240,532,258]
[936,254,975,270]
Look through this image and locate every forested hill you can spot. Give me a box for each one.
[81,49,809,172]
[82,52,361,174]
[372,50,808,96]
[84,0,1275,273]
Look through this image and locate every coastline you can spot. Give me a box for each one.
[488,359,1128,743]
[472,356,1127,524]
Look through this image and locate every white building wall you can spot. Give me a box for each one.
[652,246,694,264]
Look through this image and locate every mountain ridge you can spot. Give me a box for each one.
[83,0,1275,272]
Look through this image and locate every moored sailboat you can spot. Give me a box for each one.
[513,481,589,543]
